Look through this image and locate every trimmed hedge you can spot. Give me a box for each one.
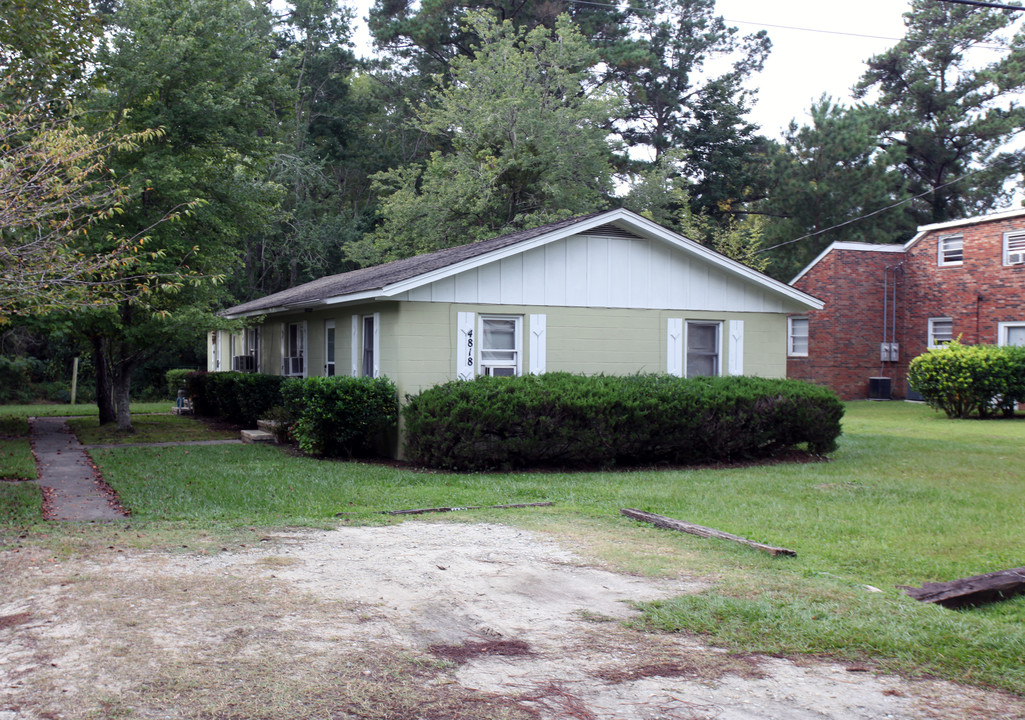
[403,373,844,471]
[281,376,398,457]
[184,371,286,426]
[908,340,1025,418]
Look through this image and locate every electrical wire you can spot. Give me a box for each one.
[936,0,1025,10]
[749,169,983,257]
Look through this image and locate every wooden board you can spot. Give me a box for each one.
[620,508,796,557]
[901,567,1025,608]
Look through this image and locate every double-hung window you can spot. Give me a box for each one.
[938,235,963,266]
[1004,231,1025,266]
[479,316,521,376]
[788,316,809,357]
[686,321,720,378]
[998,322,1025,347]
[928,318,953,348]
[283,322,306,376]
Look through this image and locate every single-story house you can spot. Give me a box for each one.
[211,208,823,454]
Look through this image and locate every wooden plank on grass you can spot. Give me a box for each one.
[900,567,1025,608]
[620,508,796,557]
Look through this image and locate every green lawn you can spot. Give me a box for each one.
[67,414,239,445]
[8,400,1025,693]
[0,401,170,418]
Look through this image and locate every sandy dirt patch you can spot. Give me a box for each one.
[2,521,1024,719]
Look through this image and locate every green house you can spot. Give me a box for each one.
[211,209,822,452]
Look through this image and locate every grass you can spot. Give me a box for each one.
[0,482,42,524]
[67,414,239,445]
[0,401,170,418]
[9,399,1025,694]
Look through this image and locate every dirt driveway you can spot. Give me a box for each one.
[2,521,1023,720]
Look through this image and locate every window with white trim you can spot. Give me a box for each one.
[788,316,809,357]
[283,322,306,376]
[938,235,963,266]
[325,320,335,376]
[1003,231,1025,266]
[998,322,1025,347]
[928,318,953,348]
[361,315,376,377]
[686,321,720,378]
[230,328,259,372]
[479,315,521,376]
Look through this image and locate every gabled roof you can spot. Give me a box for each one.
[903,206,1025,251]
[223,208,822,318]
[790,241,905,285]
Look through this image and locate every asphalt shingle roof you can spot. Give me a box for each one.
[222,212,607,316]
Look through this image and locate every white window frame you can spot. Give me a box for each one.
[361,314,380,378]
[997,322,1025,347]
[788,316,809,357]
[478,315,522,377]
[928,317,953,349]
[1003,231,1025,266]
[684,321,721,379]
[324,319,335,376]
[938,234,963,266]
[282,321,307,377]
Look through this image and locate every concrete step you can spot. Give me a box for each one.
[257,419,280,432]
[241,429,276,444]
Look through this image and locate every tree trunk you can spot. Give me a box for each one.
[113,362,134,433]
[90,334,116,425]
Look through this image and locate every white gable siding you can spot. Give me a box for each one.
[392,232,798,313]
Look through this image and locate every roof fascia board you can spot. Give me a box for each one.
[790,241,905,285]
[904,208,1025,251]
[376,208,822,310]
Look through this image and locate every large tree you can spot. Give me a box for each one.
[754,98,915,281]
[361,12,622,262]
[855,0,1025,224]
[81,0,286,430]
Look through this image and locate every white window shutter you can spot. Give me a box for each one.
[728,320,744,376]
[351,315,359,377]
[457,311,476,380]
[529,314,547,375]
[372,312,381,378]
[667,318,683,377]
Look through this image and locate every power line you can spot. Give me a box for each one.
[936,0,1025,10]
[750,170,981,257]
[562,0,1013,52]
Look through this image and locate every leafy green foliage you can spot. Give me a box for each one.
[755,99,915,280]
[186,371,286,427]
[165,369,192,398]
[855,0,1025,224]
[280,376,398,457]
[404,373,843,471]
[908,340,1025,419]
[362,12,621,261]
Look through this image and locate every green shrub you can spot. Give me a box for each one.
[281,376,398,457]
[186,371,286,426]
[166,369,192,399]
[908,340,1025,419]
[403,373,844,471]
[0,357,35,404]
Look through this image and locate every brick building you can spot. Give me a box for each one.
[787,208,1025,400]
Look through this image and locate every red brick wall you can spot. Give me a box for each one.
[789,248,905,399]
[788,216,1025,400]
[904,218,1025,352]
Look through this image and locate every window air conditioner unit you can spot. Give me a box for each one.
[231,355,255,372]
[1007,251,1025,265]
[284,356,304,375]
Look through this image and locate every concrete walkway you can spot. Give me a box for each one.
[29,417,127,521]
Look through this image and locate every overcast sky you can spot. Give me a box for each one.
[343,0,1025,138]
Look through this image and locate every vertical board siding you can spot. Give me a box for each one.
[396,231,800,313]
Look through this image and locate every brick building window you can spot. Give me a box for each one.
[938,235,963,266]
[998,322,1025,347]
[928,318,953,348]
[788,316,809,357]
[1003,231,1025,266]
